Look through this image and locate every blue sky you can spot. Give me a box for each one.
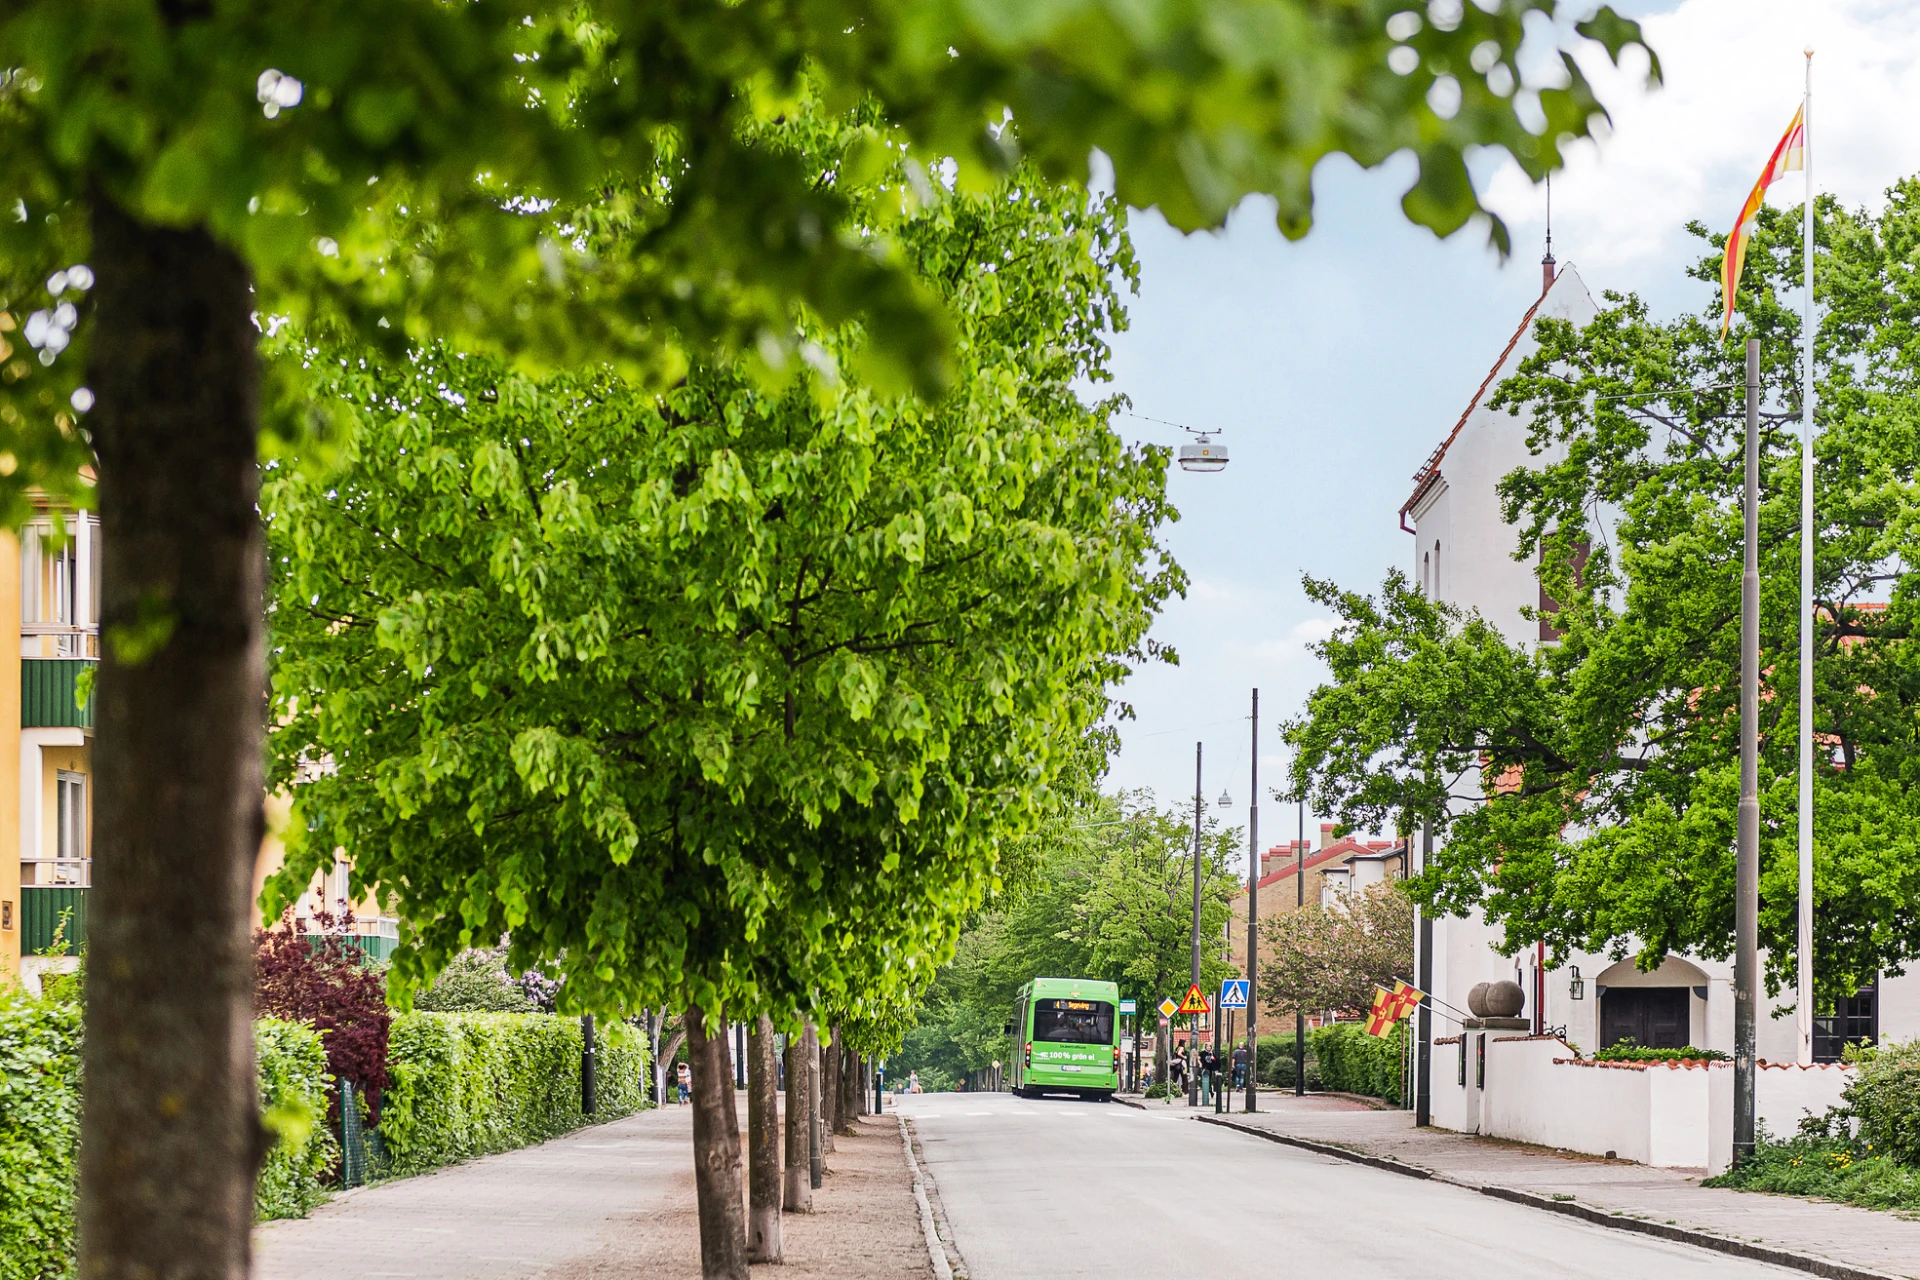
[1096,0,1920,862]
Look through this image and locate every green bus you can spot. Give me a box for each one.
[1009,977,1121,1101]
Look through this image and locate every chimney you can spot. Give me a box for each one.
[1319,822,1335,850]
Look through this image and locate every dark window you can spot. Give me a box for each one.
[1538,538,1592,642]
[1475,1034,1486,1087]
[1032,999,1114,1045]
[1457,1038,1466,1086]
[1813,985,1877,1063]
[1600,987,1689,1050]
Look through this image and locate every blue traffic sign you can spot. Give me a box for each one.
[1219,979,1249,1010]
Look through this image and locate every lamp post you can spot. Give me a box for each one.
[1245,688,1259,1114]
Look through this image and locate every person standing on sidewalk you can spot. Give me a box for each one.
[676,1061,691,1105]
[1231,1042,1249,1092]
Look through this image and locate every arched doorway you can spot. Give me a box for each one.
[1595,956,1708,1051]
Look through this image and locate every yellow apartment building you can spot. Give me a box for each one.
[2,503,395,987]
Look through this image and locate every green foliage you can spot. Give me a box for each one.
[253,1018,340,1222]
[1310,1021,1405,1104]
[1706,1132,1920,1213]
[889,789,1241,1083]
[1287,181,1920,998]
[378,1012,646,1177]
[0,1001,345,1273]
[1835,1038,1920,1168]
[264,113,1179,1028]
[412,950,538,1014]
[0,990,79,1280]
[1255,1032,1321,1089]
[0,1,1654,522]
[1589,1043,1726,1063]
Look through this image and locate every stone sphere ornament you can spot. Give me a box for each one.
[1483,979,1526,1018]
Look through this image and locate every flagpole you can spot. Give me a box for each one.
[1797,46,1816,1066]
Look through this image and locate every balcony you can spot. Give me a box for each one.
[21,886,86,955]
[22,657,94,729]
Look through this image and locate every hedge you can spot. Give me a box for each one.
[1311,1021,1406,1104]
[378,1012,646,1176]
[254,1019,340,1221]
[0,992,79,1280]
[0,999,336,1280]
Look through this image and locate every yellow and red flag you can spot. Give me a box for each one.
[1364,987,1397,1037]
[1389,979,1428,1021]
[1721,107,1806,335]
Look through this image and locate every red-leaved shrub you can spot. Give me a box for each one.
[254,912,391,1120]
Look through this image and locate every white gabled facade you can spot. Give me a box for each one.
[1404,263,1906,1115]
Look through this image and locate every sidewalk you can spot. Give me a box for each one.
[256,1100,931,1280]
[1200,1093,1920,1280]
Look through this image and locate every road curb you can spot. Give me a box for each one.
[1110,1095,1147,1111]
[899,1117,964,1280]
[1196,1115,1435,1180]
[1194,1116,1904,1280]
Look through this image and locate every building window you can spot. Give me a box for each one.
[55,770,87,884]
[1813,986,1877,1063]
[22,519,99,656]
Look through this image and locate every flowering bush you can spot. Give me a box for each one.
[254,912,391,1120]
[412,949,534,1013]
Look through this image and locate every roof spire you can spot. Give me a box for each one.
[1541,172,1557,296]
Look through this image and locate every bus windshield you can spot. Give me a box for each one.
[1033,998,1114,1045]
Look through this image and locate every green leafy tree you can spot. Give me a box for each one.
[266,119,1176,1267]
[1287,180,1920,1004]
[0,2,1653,1272]
[1258,879,1414,1017]
[892,789,1240,1088]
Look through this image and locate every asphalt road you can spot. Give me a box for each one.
[896,1093,1801,1279]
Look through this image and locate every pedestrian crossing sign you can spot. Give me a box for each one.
[1220,979,1249,1010]
[1157,997,1179,1019]
[1177,984,1210,1015]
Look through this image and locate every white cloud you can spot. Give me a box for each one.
[1484,0,1920,282]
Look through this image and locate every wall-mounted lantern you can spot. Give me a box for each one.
[1568,965,1585,1001]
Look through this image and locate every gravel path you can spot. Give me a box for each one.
[256,1100,930,1280]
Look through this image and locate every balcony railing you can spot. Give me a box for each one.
[22,856,89,888]
[22,656,95,729]
[21,886,86,955]
[22,623,98,659]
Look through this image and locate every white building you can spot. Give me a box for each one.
[1403,258,1913,1137]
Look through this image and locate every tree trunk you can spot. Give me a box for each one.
[821,1023,841,1152]
[76,195,266,1280]
[782,1023,812,1211]
[744,1020,783,1258]
[745,1016,783,1262]
[686,1006,748,1280]
[836,1039,859,1133]
[805,1021,824,1186]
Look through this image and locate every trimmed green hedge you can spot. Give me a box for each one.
[1311,1021,1405,1104]
[0,1000,336,1279]
[0,992,79,1280]
[379,1013,646,1176]
[254,1019,340,1221]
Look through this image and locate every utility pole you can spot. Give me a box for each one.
[1416,822,1432,1126]
[1244,688,1259,1113]
[1294,794,1306,1097]
[1189,740,1204,1108]
[1735,336,1762,1162]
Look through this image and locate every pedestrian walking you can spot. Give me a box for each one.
[1231,1042,1249,1091]
[676,1061,691,1105]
